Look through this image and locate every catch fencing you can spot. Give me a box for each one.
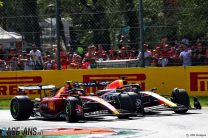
[0,0,207,70]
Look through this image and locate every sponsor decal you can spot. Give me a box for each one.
[75,104,84,116]
[0,76,42,96]
[48,101,55,111]
[83,74,146,93]
[190,72,208,91]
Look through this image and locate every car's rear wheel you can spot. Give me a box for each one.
[115,93,131,119]
[171,88,190,114]
[65,97,83,122]
[127,92,144,115]
[10,96,33,120]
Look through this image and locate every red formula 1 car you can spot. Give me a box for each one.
[10,81,132,122]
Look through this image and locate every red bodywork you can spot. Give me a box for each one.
[40,87,68,117]
[39,82,120,118]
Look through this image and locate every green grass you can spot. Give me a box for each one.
[0,97,208,109]
[0,99,11,109]
[189,96,208,107]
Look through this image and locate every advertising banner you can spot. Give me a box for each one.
[0,66,207,99]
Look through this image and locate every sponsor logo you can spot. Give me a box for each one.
[190,72,208,91]
[0,127,42,136]
[48,101,55,111]
[83,74,146,93]
[135,99,142,108]
[0,76,42,96]
[75,104,84,116]
[101,92,118,101]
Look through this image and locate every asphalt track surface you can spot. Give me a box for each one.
[0,109,208,138]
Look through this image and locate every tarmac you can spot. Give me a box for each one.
[0,108,208,138]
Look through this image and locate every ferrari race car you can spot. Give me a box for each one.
[10,81,130,122]
[10,79,200,122]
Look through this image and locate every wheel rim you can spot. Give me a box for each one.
[65,105,69,114]
[11,100,19,117]
[65,102,71,116]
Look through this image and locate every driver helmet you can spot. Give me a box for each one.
[65,81,73,90]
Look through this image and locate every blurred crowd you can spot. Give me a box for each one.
[0,35,208,71]
[139,36,208,67]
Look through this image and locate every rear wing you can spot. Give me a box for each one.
[73,81,109,87]
[18,85,56,90]
[18,85,57,99]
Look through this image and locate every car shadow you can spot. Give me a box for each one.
[23,114,145,123]
[11,111,201,122]
[142,111,201,117]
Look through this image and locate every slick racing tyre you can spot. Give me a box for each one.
[115,93,135,119]
[10,96,33,120]
[127,92,144,115]
[65,97,83,122]
[171,88,190,114]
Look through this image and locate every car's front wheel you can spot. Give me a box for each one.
[171,88,190,114]
[65,97,83,122]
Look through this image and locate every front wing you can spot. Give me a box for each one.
[140,91,191,112]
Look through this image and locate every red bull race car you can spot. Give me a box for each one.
[90,78,194,116]
[10,78,199,122]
